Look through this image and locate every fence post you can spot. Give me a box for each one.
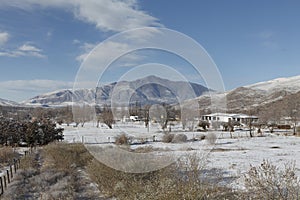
[10,166,13,179]
[0,177,3,195]
[6,170,10,184]
[3,176,6,189]
[14,159,17,173]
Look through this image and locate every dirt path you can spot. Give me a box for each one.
[1,149,108,200]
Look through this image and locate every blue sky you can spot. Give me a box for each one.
[0,0,300,102]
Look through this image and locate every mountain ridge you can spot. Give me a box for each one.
[22,76,209,107]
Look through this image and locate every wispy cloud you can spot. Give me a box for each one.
[0,31,9,46]
[0,43,46,58]
[0,0,162,32]
[257,30,279,50]
[0,79,74,102]
[258,31,274,40]
[75,40,143,71]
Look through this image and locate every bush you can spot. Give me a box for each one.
[115,133,130,145]
[195,134,206,141]
[162,133,174,143]
[206,132,217,145]
[3,143,97,200]
[240,160,300,199]
[0,146,19,166]
[172,134,187,143]
[296,126,300,136]
[44,142,93,172]
[87,152,235,199]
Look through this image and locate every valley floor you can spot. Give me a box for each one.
[62,122,300,189]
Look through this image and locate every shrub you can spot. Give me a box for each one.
[196,134,206,141]
[0,146,19,166]
[162,133,174,143]
[87,152,235,200]
[240,160,300,199]
[171,134,187,143]
[206,132,217,145]
[43,142,92,172]
[115,133,130,145]
[296,126,300,136]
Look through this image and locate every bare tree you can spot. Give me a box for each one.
[181,107,198,130]
[97,104,114,129]
[72,104,94,127]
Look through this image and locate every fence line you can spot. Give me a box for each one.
[0,148,33,196]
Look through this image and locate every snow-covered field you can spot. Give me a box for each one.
[62,122,300,187]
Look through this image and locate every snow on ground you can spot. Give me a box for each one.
[61,122,300,188]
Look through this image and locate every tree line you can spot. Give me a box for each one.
[0,117,64,147]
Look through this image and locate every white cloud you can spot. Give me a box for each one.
[18,44,42,52]
[0,31,9,46]
[73,39,81,44]
[0,0,162,32]
[47,31,52,37]
[76,41,141,67]
[0,43,46,58]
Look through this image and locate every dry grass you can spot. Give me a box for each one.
[0,146,19,167]
[238,160,300,199]
[4,142,299,199]
[3,143,101,200]
[87,152,236,199]
[115,133,130,145]
[43,142,93,172]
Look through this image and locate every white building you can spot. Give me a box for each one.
[201,113,258,125]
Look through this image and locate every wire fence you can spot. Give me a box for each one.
[0,148,33,196]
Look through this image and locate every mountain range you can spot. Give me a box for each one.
[1,75,300,115]
[0,98,20,107]
[21,76,209,107]
[195,75,300,114]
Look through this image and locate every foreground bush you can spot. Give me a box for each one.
[240,160,300,199]
[87,152,235,199]
[43,142,93,171]
[3,143,100,200]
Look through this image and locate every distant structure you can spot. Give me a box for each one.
[201,113,258,125]
[129,115,140,121]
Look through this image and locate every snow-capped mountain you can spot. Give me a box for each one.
[0,98,20,107]
[22,76,209,107]
[17,74,300,112]
[245,75,300,94]
[195,75,300,113]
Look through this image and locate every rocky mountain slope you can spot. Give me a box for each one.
[0,98,20,107]
[22,76,209,107]
[196,75,300,114]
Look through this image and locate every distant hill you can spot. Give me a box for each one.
[0,98,20,107]
[22,76,210,107]
[195,75,300,114]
